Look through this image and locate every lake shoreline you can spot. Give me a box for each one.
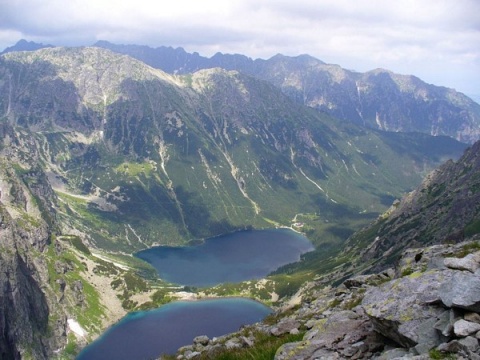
[77,297,273,359]
[134,228,314,287]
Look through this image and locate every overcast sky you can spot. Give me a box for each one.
[1,0,479,98]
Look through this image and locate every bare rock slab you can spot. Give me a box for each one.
[440,272,480,312]
[444,252,480,273]
[362,271,452,351]
[275,310,384,360]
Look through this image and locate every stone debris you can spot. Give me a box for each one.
[192,335,209,346]
[454,319,480,337]
[270,318,302,336]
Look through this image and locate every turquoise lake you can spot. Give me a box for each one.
[77,229,313,359]
[135,228,314,287]
[77,298,272,360]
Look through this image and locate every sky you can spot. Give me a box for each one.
[0,0,479,99]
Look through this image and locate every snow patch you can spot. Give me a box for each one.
[67,319,87,338]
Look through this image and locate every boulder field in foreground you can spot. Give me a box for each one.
[275,239,480,359]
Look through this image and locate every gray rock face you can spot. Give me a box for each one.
[440,272,480,312]
[0,148,68,359]
[362,271,451,350]
[275,310,385,360]
[0,208,61,360]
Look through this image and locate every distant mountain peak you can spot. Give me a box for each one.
[1,39,54,55]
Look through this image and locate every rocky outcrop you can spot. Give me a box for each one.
[362,271,450,351]
[0,203,66,359]
[276,309,386,359]
[277,240,480,359]
[0,132,70,359]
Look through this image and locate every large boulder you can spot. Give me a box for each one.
[454,319,480,337]
[362,270,454,352]
[440,271,480,312]
[270,318,302,336]
[275,310,385,359]
[444,252,480,273]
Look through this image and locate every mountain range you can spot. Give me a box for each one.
[92,40,480,144]
[0,40,477,358]
[3,40,480,144]
[0,45,467,253]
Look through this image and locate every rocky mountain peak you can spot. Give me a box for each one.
[0,39,53,55]
[91,41,480,143]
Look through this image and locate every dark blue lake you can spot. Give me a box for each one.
[77,229,313,359]
[77,298,272,360]
[135,228,314,287]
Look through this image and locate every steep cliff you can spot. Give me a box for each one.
[0,125,66,359]
[0,123,121,359]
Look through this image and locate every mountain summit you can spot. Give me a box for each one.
[0,39,54,55]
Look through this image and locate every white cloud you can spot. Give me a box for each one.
[0,0,478,95]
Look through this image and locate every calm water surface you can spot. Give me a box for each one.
[77,298,272,360]
[135,228,314,287]
[78,229,313,359]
